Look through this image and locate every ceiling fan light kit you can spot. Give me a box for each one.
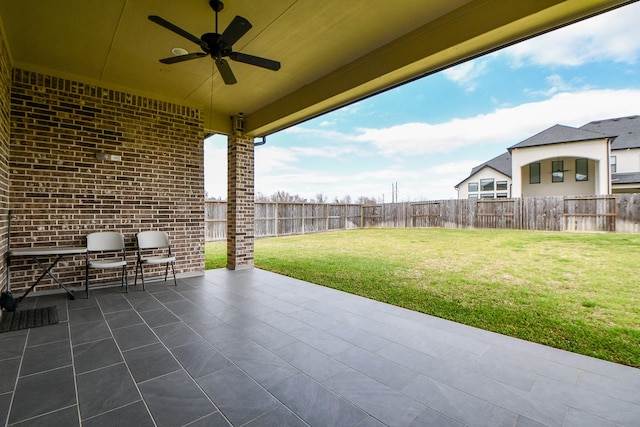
[171,47,189,56]
[149,0,280,85]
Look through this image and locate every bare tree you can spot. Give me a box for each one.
[315,193,327,203]
[251,191,382,204]
[333,195,352,204]
[205,192,226,201]
[356,196,378,205]
[270,191,308,203]
[255,192,270,202]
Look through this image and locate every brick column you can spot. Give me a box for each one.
[227,134,255,270]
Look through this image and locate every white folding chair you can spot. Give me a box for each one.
[134,231,177,290]
[85,231,128,297]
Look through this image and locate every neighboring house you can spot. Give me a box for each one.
[455,152,512,199]
[455,115,640,199]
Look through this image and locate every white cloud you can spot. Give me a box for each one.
[255,158,483,202]
[203,142,226,199]
[282,126,351,141]
[428,160,480,176]
[355,160,481,201]
[353,88,640,156]
[525,74,591,97]
[289,145,368,159]
[443,4,640,90]
[505,3,640,67]
[442,59,489,91]
[254,146,299,174]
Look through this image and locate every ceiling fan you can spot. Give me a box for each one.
[148,0,281,85]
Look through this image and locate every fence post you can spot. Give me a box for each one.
[519,198,523,230]
[344,204,347,229]
[325,204,329,231]
[275,202,279,237]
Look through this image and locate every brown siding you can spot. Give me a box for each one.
[8,69,205,292]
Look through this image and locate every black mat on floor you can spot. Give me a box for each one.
[0,306,58,333]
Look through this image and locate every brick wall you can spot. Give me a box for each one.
[227,134,254,270]
[0,35,10,293]
[8,69,205,293]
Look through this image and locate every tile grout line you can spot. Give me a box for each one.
[5,404,78,427]
[80,400,146,425]
[3,327,29,427]
[62,295,83,426]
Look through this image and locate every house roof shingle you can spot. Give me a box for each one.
[579,115,640,150]
[611,172,640,184]
[508,124,611,150]
[470,151,512,177]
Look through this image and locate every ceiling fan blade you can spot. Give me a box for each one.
[215,58,237,85]
[148,15,208,50]
[218,16,252,48]
[159,52,207,64]
[229,52,281,71]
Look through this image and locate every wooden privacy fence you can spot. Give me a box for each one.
[205,202,362,241]
[205,194,640,241]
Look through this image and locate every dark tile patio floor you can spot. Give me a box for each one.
[0,268,639,426]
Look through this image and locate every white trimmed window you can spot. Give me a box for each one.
[576,159,588,182]
[552,160,564,183]
[480,178,494,192]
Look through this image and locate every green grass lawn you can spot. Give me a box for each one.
[205,228,640,367]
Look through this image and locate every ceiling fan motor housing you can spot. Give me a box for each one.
[201,32,228,57]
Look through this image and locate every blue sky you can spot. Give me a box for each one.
[205,2,640,202]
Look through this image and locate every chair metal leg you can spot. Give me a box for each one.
[134,262,145,290]
[139,264,145,291]
[171,262,177,286]
[85,261,90,299]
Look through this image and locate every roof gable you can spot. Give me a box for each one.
[470,151,512,177]
[455,152,511,188]
[509,124,610,149]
